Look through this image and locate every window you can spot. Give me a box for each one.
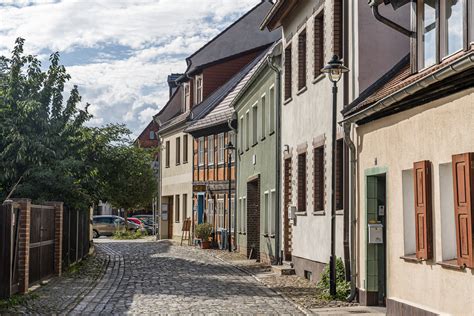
[264,192,269,235]
[297,153,307,212]
[333,0,343,58]
[175,195,180,223]
[176,137,181,165]
[238,198,243,232]
[245,111,250,150]
[402,169,416,255]
[196,76,203,104]
[270,190,276,235]
[314,145,325,211]
[417,0,468,70]
[208,135,214,165]
[252,103,258,145]
[284,44,292,100]
[208,198,215,226]
[165,140,170,168]
[218,133,225,164]
[198,137,204,166]
[444,0,464,56]
[261,95,266,139]
[229,132,236,162]
[149,131,155,140]
[298,28,307,90]
[183,194,188,220]
[217,198,225,229]
[183,135,188,163]
[239,116,244,154]
[243,197,247,233]
[269,86,275,133]
[335,139,344,210]
[184,83,191,111]
[439,163,456,261]
[314,11,325,77]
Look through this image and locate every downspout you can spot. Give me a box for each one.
[371,4,413,37]
[267,50,282,265]
[344,123,357,302]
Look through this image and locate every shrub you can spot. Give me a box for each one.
[113,229,144,240]
[316,257,350,301]
[195,223,213,240]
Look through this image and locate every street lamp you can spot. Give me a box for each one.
[225,141,236,252]
[321,55,349,298]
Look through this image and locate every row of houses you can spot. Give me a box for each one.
[136,1,474,314]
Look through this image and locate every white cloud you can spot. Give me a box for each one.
[0,0,260,137]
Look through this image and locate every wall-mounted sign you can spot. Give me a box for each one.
[161,203,168,221]
[193,185,207,192]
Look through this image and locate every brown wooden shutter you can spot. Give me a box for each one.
[333,0,343,58]
[298,29,307,90]
[313,146,324,211]
[284,45,292,100]
[297,153,307,212]
[314,11,324,77]
[452,153,474,268]
[413,160,433,260]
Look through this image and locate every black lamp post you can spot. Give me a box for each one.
[225,141,235,252]
[321,55,349,298]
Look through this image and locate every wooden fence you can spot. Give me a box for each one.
[0,200,91,299]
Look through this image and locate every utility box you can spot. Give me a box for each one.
[368,223,383,244]
[289,206,296,220]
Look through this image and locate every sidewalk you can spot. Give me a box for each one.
[173,240,386,314]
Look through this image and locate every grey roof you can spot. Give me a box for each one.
[154,85,183,126]
[182,0,280,77]
[185,45,276,134]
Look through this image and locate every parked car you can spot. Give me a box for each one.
[92,215,141,238]
[134,214,157,235]
[128,217,143,226]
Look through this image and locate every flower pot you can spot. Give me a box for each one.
[201,240,211,249]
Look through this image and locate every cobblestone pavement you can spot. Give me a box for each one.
[68,239,305,315]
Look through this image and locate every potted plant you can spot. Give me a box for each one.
[195,223,213,249]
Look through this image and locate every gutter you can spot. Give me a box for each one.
[343,51,474,124]
[266,46,283,265]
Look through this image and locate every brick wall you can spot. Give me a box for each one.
[16,199,31,294]
[283,158,293,261]
[46,202,63,276]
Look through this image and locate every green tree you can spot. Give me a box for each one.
[0,38,149,212]
[100,145,157,226]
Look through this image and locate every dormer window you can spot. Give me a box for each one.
[195,76,203,104]
[149,131,155,140]
[184,83,191,112]
[417,0,468,71]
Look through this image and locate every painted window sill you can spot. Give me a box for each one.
[260,137,266,142]
[296,86,307,96]
[336,210,344,216]
[269,131,275,136]
[263,233,269,238]
[252,143,258,148]
[284,97,293,105]
[295,211,307,216]
[437,259,465,271]
[312,210,325,216]
[313,73,325,84]
[400,254,422,263]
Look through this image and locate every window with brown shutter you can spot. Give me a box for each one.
[314,11,324,77]
[413,160,433,260]
[333,0,343,58]
[183,135,188,164]
[335,139,344,210]
[314,145,325,211]
[298,153,307,212]
[452,153,474,268]
[298,29,307,90]
[284,45,292,100]
[176,137,181,165]
[165,140,170,168]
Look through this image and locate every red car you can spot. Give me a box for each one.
[128,217,143,227]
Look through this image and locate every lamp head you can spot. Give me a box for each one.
[321,55,349,83]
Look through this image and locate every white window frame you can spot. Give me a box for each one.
[198,137,205,166]
[218,133,225,164]
[184,83,191,111]
[217,198,225,229]
[208,135,214,166]
[229,132,236,162]
[252,102,258,146]
[195,75,203,104]
[208,198,215,226]
[245,110,250,150]
[270,189,276,235]
[269,85,275,133]
[239,116,244,154]
[264,191,269,235]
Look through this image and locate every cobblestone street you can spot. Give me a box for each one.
[10,239,304,314]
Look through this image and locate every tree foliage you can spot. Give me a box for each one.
[0,38,156,210]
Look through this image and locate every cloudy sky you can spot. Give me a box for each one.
[0,0,260,137]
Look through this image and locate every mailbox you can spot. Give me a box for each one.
[368,223,383,244]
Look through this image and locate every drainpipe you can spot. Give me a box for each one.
[227,119,238,251]
[371,4,413,37]
[267,49,282,265]
[343,122,357,302]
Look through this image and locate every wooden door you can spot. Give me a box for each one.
[168,201,174,239]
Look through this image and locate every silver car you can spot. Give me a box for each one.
[92,215,141,238]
